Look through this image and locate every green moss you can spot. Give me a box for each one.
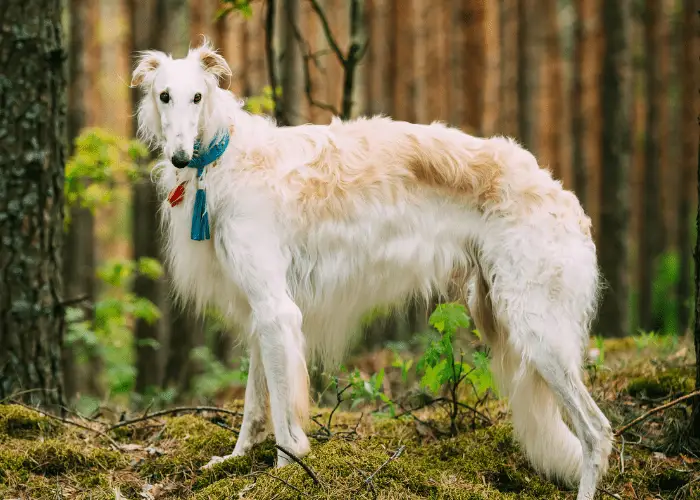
[0,404,60,439]
[626,368,694,398]
[0,439,124,478]
[139,415,239,481]
[192,477,252,499]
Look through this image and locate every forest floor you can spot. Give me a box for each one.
[0,336,698,500]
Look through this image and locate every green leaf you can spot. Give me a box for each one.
[131,297,162,324]
[137,257,164,280]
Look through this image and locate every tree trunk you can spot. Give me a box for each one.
[539,0,564,182]
[0,0,66,409]
[499,0,519,139]
[365,0,391,115]
[129,0,179,396]
[63,0,102,401]
[581,0,602,235]
[691,89,700,439]
[596,0,632,338]
[678,0,699,335]
[278,0,303,125]
[461,0,485,135]
[390,0,415,122]
[638,0,666,334]
[516,0,540,151]
[571,0,586,207]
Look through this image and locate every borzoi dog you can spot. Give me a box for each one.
[131,40,612,500]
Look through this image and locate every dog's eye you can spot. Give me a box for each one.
[159,92,170,104]
[193,93,202,104]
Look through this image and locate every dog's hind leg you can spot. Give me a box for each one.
[526,342,612,500]
[202,339,270,469]
[469,272,611,500]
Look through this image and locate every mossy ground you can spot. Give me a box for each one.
[1,337,698,499]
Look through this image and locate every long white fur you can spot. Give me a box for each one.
[130,39,613,500]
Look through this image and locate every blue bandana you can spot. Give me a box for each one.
[187,130,230,241]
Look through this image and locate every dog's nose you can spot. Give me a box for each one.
[171,150,190,169]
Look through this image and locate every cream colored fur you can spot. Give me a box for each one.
[130,39,613,500]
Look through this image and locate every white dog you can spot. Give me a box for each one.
[130,39,612,500]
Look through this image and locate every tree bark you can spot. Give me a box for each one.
[596,0,632,338]
[0,0,66,408]
[539,0,564,182]
[461,0,485,135]
[516,0,540,151]
[278,0,303,125]
[365,0,391,116]
[499,0,519,139]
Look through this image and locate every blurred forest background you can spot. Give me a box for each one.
[54,0,697,413]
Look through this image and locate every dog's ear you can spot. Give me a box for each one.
[131,50,166,88]
[189,38,232,83]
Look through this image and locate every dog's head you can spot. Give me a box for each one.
[130,38,231,168]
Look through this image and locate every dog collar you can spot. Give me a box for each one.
[167,129,230,241]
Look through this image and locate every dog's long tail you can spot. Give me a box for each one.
[468,272,584,487]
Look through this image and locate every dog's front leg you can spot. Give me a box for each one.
[212,221,311,468]
[201,340,270,469]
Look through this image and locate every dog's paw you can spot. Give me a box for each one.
[200,454,232,470]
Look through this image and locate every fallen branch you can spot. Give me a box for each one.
[275,444,322,486]
[614,389,700,437]
[364,445,405,488]
[8,400,122,451]
[106,406,241,432]
[597,486,622,499]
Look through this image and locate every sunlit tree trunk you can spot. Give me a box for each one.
[499,0,519,139]
[461,0,485,135]
[596,0,632,338]
[581,0,602,235]
[0,0,66,409]
[365,0,391,116]
[539,0,564,183]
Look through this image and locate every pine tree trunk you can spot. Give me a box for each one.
[461,0,485,134]
[687,0,700,439]
[63,0,102,400]
[638,0,666,334]
[278,0,303,125]
[596,0,632,338]
[539,0,564,182]
[571,0,586,207]
[0,0,66,408]
[499,0,519,139]
[678,0,699,335]
[129,0,175,396]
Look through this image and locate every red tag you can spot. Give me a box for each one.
[168,181,187,207]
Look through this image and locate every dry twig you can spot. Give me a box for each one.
[275,445,322,486]
[106,406,241,432]
[614,389,700,437]
[364,445,406,490]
